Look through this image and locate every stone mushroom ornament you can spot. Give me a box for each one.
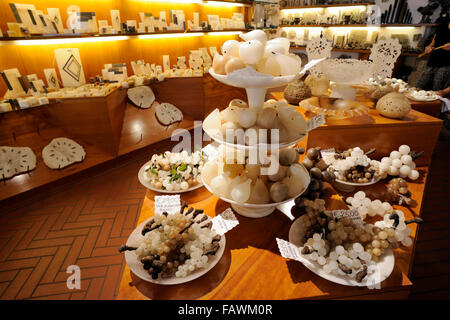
[127,86,155,109]
[0,146,37,179]
[42,137,86,169]
[376,92,411,119]
[155,103,183,126]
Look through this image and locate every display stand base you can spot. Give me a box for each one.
[231,203,275,218]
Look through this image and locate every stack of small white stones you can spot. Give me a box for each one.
[346,191,393,220]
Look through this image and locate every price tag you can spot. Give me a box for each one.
[307,114,325,132]
[154,195,181,215]
[276,238,302,262]
[320,148,335,158]
[330,209,361,220]
[211,208,239,235]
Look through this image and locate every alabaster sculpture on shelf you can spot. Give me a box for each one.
[0,146,37,179]
[42,137,86,170]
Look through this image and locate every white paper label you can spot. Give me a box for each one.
[211,208,239,235]
[320,148,335,158]
[330,209,361,220]
[276,238,302,261]
[154,195,180,215]
[307,114,325,132]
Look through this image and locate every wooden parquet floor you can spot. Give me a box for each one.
[0,132,448,300]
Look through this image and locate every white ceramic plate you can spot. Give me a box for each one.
[334,175,381,187]
[288,218,394,287]
[125,217,226,285]
[138,160,203,194]
[405,92,440,102]
[208,132,307,151]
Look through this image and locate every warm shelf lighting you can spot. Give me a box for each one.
[2,36,130,46]
[385,26,416,30]
[203,1,245,7]
[206,31,243,35]
[281,5,367,13]
[147,0,202,4]
[138,32,204,39]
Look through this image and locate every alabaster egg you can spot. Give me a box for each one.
[239,29,267,45]
[239,40,264,65]
[257,56,281,77]
[222,40,240,57]
[376,92,411,119]
[225,57,246,74]
[213,54,232,75]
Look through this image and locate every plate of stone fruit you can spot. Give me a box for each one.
[119,203,225,285]
[138,150,204,193]
[321,147,383,188]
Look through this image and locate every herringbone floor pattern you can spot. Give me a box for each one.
[0,132,448,300]
[0,142,173,300]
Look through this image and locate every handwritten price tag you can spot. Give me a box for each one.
[212,208,239,235]
[276,238,302,262]
[154,195,181,215]
[330,209,361,220]
[307,114,325,132]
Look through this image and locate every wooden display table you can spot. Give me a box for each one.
[409,99,442,118]
[116,166,428,300]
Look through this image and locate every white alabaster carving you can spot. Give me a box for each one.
[369,38,402,81]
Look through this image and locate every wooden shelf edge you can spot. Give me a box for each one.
[281,2,375,10]
[280,23,438,28]
[0,29,246,42]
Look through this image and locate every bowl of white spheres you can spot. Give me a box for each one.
[203,99,308,150]
[200,148,311,218]
[210,30,323,110]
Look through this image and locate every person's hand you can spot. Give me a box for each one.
[425,45,434,54]
[436,87,450,97]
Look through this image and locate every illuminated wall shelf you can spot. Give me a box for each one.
[0,29,246,43]
[280,2,375,10]
[280,24,439,28]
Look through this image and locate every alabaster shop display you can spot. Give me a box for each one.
[120,204,224,284]
[288,201,396,286]
[299,97,369,120]
[376,92,411,119]
[139,150,204,193]
[203,99,308,148]
[306,38,402,100]
[210,30,324,110]
[42,137,86,170]
[0,146,37,180]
